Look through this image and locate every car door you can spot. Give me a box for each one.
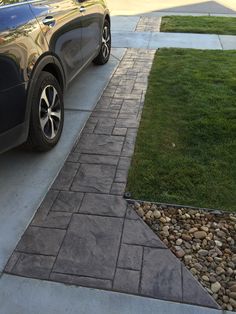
[78,0,104,63]
[29,0,84,82]
[0,0,40,145]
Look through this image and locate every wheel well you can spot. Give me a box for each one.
[42,63,64,90]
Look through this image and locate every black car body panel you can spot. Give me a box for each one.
[0,2,37,152]
[0,0,110,153]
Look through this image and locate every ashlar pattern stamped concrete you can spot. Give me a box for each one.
[5,49,218,309]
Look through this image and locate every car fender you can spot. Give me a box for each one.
[24,53,66,136]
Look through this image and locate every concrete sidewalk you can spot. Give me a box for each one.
[111,15,236,50]
[112,31,227,50]
[0,274,229,314]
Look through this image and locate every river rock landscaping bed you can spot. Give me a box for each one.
[132,201,236,311]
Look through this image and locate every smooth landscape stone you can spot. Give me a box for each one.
[122,219,166,248]
[79,193,127,217]
[141,248,182,301]
[16,227,65,256]
[71,164,116,193]
[53,215,123,279]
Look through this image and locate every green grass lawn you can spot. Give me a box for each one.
[161,16,236,35]
[126,49,236,211]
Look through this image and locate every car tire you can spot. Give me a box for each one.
[26,71,64,151]
[93,19,111,65]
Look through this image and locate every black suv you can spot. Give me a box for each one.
[0,0,111,153]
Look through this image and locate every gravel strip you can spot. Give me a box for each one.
[131,201,236,311]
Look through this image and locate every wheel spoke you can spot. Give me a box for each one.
[102,44,109,58]
[50,111,61,119]
[49,117,56,139]
[40,115,49,131]
[41,88,50,108]
[103,27,108,40]
[39,84,62,140]
[106,34,110,43]
[50,87,58,109]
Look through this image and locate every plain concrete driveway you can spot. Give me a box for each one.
[107,0,236,15]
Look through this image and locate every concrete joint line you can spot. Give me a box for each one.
[218,35,224,50]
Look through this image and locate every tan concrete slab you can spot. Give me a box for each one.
[106,0,236,15]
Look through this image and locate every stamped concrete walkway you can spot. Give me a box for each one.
[5,48,218,309]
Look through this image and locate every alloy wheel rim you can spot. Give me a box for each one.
[102,25,111,59]
[39,85,61,140]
